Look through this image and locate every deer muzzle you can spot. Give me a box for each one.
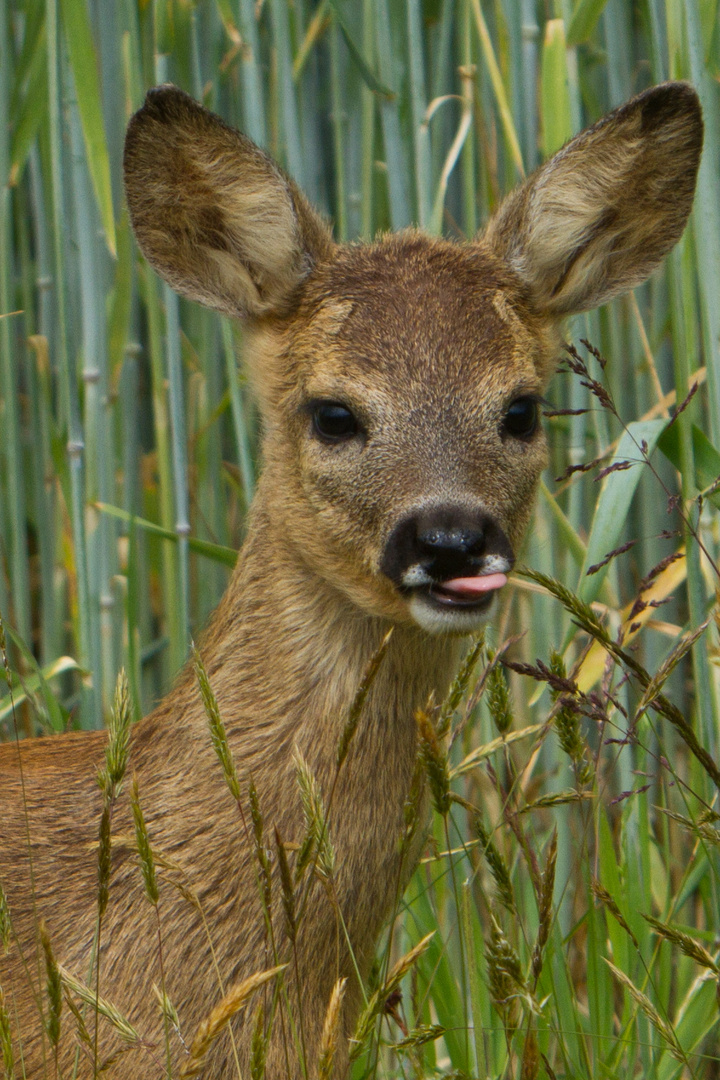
[380,505,514,632]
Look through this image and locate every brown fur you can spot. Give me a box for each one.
[0,82,702,1078]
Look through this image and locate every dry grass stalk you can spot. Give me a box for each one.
[520,1026,540,1080]
[451,723,543,778]
[604,959,686,1062]
[316,976,347,1080]
[0,985,14,1079]
[180,965,286,1078]
[350,933,433,1059]
[58,965,141,1044]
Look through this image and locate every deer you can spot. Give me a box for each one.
[0,81,702,1079]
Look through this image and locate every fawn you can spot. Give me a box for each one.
[0,81,702,1078]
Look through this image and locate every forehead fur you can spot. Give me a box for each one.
[291,230,552,386]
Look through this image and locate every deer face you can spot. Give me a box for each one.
[254,234,557,631]
[124,82,702,634]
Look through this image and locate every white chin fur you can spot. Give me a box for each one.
[408,592,495,635]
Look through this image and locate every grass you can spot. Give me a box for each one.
[0,0,719,1077]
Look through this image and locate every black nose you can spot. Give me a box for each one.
[380,506,514,586]
[417,525,486,555]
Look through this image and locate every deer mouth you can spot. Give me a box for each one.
[428,572,508,609]
[404,569,508,633]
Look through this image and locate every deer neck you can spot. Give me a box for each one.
[154,479,457,802]
[198,495,459,762]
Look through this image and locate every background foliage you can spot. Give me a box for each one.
[1,0,720,1076]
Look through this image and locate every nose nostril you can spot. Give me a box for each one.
[417,528,485,556]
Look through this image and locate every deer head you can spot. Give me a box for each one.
[124,82,701,635]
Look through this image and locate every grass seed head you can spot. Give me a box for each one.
[415,710,450,816]
[97,804,112,918]
[486,914,525,1030]
[181,966,286,1078]
[131,776,159,906]
[642,914,719,973]
[591,878,639,948]
[486,656,513,734]
[153,982,183,1036]
[248,780,272,909]
[474,817,515,913]
[59,965,141,1045]
[0,885,10,955]
[336,629,392,768]
[293,751,335,882]
[40,922,62,1048]
[437,632,485,736]
[550,654,592,784]
[531,830,557,982]
[317,977,348,1080]
[250,1003,268,1080]
[0,986,14,1079]
[274,827,296,943]
[605,960,685,1062]
[350,934,433,1059]
[194,645,241,804]
[104,668,132,792]
[392,1024,445,1051]
[520,569,609,643]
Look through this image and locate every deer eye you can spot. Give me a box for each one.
[312,401,359,441]
[503,396,539,439]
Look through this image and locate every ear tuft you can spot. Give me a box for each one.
[484,82,703,315]
[124,85,333,319]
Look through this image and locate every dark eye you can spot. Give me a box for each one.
[503,396,539,439]
[312,401,359,441]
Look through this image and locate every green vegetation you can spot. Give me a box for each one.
[1,0,719,1076]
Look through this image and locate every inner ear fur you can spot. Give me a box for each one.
[124,85,333,319]
[484,82,703,315]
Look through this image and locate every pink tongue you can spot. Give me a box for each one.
[437,573,507,598]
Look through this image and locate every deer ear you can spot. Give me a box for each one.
[484,82,702,315]
[124,86,333,319]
